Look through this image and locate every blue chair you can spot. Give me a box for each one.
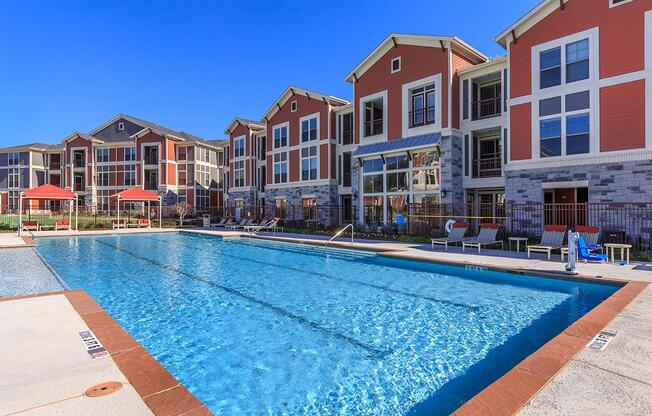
[577,236,608,262]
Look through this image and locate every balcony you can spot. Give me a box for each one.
[472,155,502,178]
[409,107,436,128]
[144,155,158,165]
[363,119,383,137]
[144,181,158,191]
[342,172,351,188]
[341,129,353,145]
[471,98,502,120]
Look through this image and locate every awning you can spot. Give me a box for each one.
[22,184,76,200]
[352,132,441,158]
[111,187,160,202]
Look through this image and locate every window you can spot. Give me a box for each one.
[124,147,136,161]
[290,101,297,112]
[540,118,562,157]
[197,164,210,187]
[363,98,384,137]
[391,57,401,73]
[96,165,109,187]
[275,198,287,218]
[234,160,245,187]
[96,148,109,163]
[301,116,318,142]
[303,198,317,221]
[178,164,186,186]
[338,113,353,145]
[177,146,187,161]
[8,169,19,188]
[610,0,633,7]
[385,155,409,193]
[301,146,318,180]
[233,137,245,158]
[204,148,210,163]
[363,196,384,225]
[118,122,125,131]
[196,188,209,211]
[540,47,561,89]
[124,164,136,186]
[566,39,589,83]
[539,90,591,158]
[410,84,436,127]
[273,125,288,148]
[177,188,186,204]
[258,136,266,160]
[362,158,384,194]
[566,114,590,155]
[341,152,352,187]
[8,152,20,166]
[273,152,287,183]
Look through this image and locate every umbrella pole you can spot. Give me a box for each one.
[159,197,162,229]
[18,194,22,237]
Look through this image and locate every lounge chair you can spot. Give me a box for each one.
[561,226,602,261]
[21,221,39,231]
[112,219,126,230]
[213,217,236,228]
[128,218,150,228]
[245,217,283,234]
[55,220,70,231]
[226,218,253,230]
[577,236,608,263]
[462,223,503,253]
[243,218,273,233]
[210,218,228,228]
[431,222,469,250]
[527,225,566,260]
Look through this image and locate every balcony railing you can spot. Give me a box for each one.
[471,97,502,120]
[341,130,353,145]
[144,155,158,165]
[342,172,351,188]
[73,160,85,168]
[409,107,436,128]
[363,119,383,137]
[144,181,158,191]
[472,155,502,178]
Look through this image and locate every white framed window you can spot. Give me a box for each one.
[610,0,633,7]
[124,147,136,161]
[8,152,20,166]
[300,114,319,142]
[95,148,109,163]
[196,188,209,210]
[290,100,298,112]
[363,98,384,137]
[401,74,442,137]
[409,84,436,128]
[177,188,186,204]
[301,146,318,180]
[95,165,109,186]
[8,168,20,188]
[118,122,125,131]
[337,112,354,145]
[538,90,591,158]
[234,160,245,187]
[234,137,245,158]
[273,124,288,149]
[391,57,401,74]
[177,146,187,161]
[532,28,597,93]
[124,164,136,186]
[273,152,288,183]
[197,164,210,187]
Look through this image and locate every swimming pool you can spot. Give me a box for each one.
[36,232,617,415]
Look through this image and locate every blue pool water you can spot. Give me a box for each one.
[36,233,617,415]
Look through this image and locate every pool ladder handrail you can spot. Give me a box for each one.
[325,223,354,251]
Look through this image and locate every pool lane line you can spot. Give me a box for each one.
[31,247,69,290]
[93,239,392,359]
[163,234,482,312]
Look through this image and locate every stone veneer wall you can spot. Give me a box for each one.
[226,189,257,208]
[264,184,339,226]
[505,160,652,243]
[439,135,464,204]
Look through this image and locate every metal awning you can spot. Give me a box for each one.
[352,133,441,158]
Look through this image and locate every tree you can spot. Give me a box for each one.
[174,202,192,226]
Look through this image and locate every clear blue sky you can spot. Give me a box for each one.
[0,0,541,146]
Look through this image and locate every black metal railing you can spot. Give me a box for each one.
[471,97,502,120]
[363,119,383,137]
[472,155,502,178]
[409,107,436,128]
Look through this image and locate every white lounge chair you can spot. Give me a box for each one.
[527,225,567,260]
[462,223,503,253]
[431,222,469,250]
[210,218,228,228]
[226,218,254,230]
[213,217,236,228]
[245,217,283,234]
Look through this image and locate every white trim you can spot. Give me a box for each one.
[448,49,453,130]
[265,179,337,189]
[401,74,443,137]
[541,180,589,189]
[495,0,566,48]
[233,135,246,159]
[506,148,652,170]
[298,112,321,143]
[646,11,652,149]
[609,0,633,8]
[290,100,298,112]
[391,56,401,74]
[359,90,388,143]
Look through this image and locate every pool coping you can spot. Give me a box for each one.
[0,289,212,416]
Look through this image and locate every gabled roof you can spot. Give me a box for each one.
[495,0,566,48]
[261,86,349,123]
[23,184,76,200]
[224,117,266,135]
[89,113,212,144]
[0,142,63,152]
[111,187,160,202]
[62,131,104,144]
[345,34,488,83]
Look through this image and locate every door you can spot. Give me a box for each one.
[341,195,352,224]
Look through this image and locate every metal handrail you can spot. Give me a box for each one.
[325,223,354,250]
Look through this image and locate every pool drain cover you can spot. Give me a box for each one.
[85,381,123,397]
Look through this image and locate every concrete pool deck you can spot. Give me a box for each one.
[1,227,651,415]
[0,291,209,416]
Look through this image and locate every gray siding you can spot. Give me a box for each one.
[93,118,146,143]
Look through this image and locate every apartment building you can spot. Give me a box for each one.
[224,0,652,227]
[0,114,227,212]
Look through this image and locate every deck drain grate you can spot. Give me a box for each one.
[589,329,617,351]
[85,381,123,397]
